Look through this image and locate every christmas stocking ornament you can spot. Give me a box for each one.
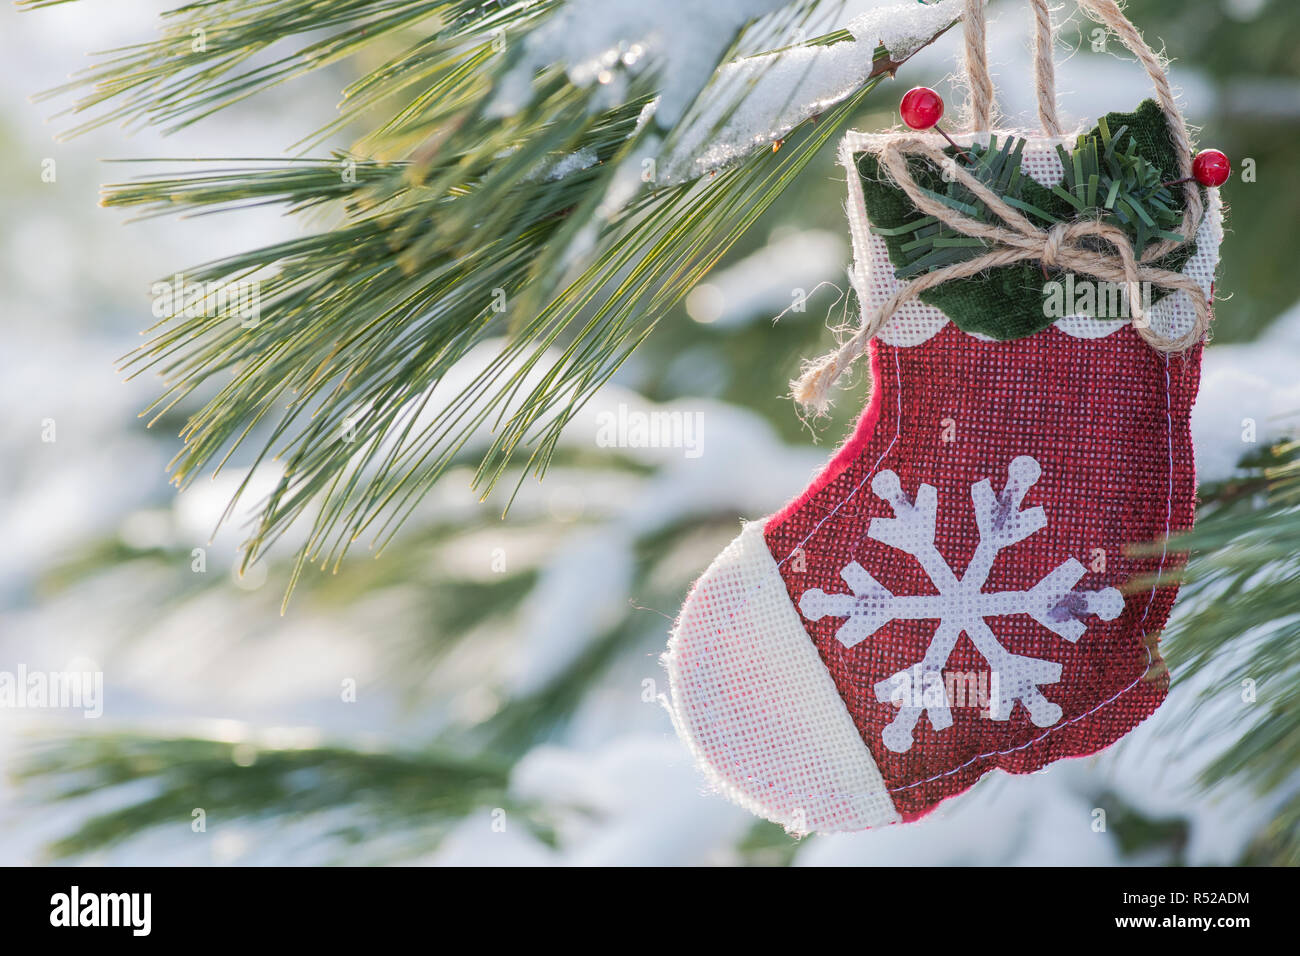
[664,0,1225,833]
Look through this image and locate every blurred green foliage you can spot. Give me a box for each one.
[8,0,1299,865]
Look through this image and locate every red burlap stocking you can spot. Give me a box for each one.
[665,142,1222,829]
[665,307,1211,831]
[665,2,1225,834]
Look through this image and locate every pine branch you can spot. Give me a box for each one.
[22,0,534,140]
[13,731,532,862]
[1134,440,1300,864]
[23,0,965,603]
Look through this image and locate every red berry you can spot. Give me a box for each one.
[1192,148,1231,188]
[900,87,944,131]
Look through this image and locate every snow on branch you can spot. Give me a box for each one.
[662,0,970,181]
[490,0,792,122]
[493,0,973,184]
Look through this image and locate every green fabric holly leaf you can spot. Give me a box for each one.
[855,99,1202,340]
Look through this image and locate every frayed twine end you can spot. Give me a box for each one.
[791,350,856,416]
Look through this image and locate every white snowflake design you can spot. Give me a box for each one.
[797,455,1124,754]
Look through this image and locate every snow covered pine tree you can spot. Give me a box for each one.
[665,0,1225,833]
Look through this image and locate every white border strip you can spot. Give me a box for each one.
[664,520,902,834]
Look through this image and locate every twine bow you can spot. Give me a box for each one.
[793,0,1213,415]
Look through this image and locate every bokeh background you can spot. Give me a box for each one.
[1,0,1297,865]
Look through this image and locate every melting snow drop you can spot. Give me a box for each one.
[798,455,1124,754]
